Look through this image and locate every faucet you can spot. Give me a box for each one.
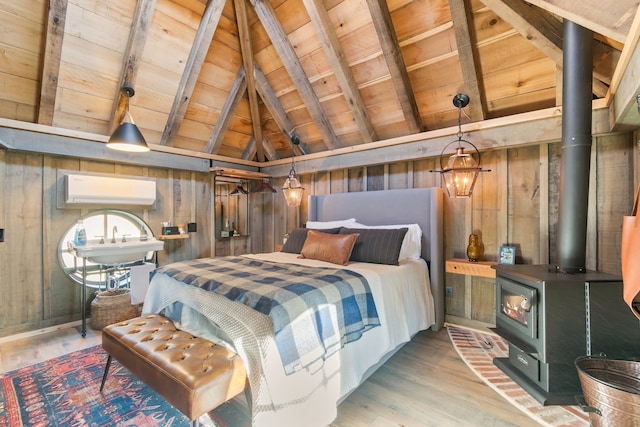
[111,226,118,243]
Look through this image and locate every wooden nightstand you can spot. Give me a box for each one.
[446,258,498,326]
[446,258,497,278]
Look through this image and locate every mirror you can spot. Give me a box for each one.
[215,177,249,239]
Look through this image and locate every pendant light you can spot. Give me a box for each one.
[431,94,489,198]
[282,135,304,207]
[107,84,150,152]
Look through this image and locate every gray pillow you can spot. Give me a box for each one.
[281,227,342,253]
[339,227,408,265]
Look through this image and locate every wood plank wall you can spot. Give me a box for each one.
[0,131,635,336]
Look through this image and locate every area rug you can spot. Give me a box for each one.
[447,325,589,427]
[0,346,251,427]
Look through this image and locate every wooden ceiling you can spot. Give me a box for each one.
[0,0,638,165]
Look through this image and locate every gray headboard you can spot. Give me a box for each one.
[308,188,445,331]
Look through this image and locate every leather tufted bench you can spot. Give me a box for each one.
[100,314,248,427]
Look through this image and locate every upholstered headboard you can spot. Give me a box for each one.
[308,188,445,331]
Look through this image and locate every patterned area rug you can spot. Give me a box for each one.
[447,325,589,427]
[0,346,251,427]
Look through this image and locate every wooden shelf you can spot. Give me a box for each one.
[157,234,189,240]
[446,258,497,279]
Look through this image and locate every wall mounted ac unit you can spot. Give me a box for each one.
[65,174,156,205]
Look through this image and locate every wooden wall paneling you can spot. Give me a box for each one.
[44,156,82,325]
[444,196,468,319]
[348,166,364,192]
[272,176,289,248]
[329,169,347,194]
[169,170,193,261]
[299,173,310,226]
[251,191,276,254]
[586,138,598,271]
[548,141,561,266]
[507,145,541,264]
[389,161,408,189]
[596,133,634,274]
[193,171,212,258]
[468,150,502,324]
[313,170,330,195]
[147,167,171,264]
[366,164,385,190]
[470,277,496,323]
[538,144,550,264]
[0,152,44,330]
[412,158,438,189]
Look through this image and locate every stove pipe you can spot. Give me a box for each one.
[557,20,593,274]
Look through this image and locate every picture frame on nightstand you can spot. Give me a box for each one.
[499,246,516,264]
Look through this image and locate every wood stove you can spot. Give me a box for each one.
[492,264,640,405]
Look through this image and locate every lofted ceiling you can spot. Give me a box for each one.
[0,0,638,167]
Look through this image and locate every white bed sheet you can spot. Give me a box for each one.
[143,253,434,426]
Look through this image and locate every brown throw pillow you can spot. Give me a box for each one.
[298,230,359,265]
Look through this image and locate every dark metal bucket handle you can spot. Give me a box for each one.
[575,395,602,416]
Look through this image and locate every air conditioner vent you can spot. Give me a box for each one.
[65,174,156,205]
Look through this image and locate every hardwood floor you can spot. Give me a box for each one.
[0,323,540,426]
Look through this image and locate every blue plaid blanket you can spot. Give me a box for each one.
[155,256,380,374]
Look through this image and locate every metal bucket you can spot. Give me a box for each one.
[575,356,640,427]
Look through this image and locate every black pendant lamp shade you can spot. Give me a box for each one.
[107,85,150,153]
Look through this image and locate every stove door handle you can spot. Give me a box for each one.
[520,297,531,311]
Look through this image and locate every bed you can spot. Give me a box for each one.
[142,188,444,426]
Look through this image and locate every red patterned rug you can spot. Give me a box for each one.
[0,345,251,427]
[447,325,589,427]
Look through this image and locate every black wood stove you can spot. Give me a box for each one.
[492,264,640,405]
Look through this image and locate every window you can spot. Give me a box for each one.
[58,210,154,288]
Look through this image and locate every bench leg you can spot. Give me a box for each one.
[100,355,112,392]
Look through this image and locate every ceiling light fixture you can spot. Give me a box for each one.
[282,135,304,207]
[106,84,150,152]
[431,93,489,198]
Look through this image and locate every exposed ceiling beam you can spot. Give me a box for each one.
[523,0,633,44]
[302,0,377,142]
[262,105,611,177]
[241,136,279,161]
[254,63,310,155]
[235,0,264,162]
[109,0,157,132]
[205,66,247,154]
[160,0,225,146]
[366,0,423,133]
[37,0,68,126]
[248,0,341,150]
[449,0,485,121]
[482,0,610,98]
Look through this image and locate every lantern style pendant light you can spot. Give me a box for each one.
[432,94,489,198]
[107,84,150,153]
[282,135,304,207]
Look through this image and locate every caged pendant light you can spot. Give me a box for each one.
[432,94,489,198]
[282,135,304,207]
[107,84,150,153]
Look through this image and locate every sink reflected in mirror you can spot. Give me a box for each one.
[70,238,164,264]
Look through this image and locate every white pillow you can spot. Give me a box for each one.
[352,222,422,260]
[305,218,357,229]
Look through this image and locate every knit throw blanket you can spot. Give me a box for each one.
[154,256,380,374]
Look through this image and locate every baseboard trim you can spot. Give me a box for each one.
[0,320,83,344]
